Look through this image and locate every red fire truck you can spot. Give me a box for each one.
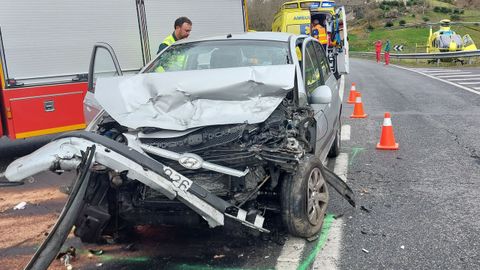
[0,0,249,139]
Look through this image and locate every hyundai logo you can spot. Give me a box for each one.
[178,153,204,170]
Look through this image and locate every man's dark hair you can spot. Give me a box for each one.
[174,17,192,29]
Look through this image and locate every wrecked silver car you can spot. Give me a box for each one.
[3,33,354,253]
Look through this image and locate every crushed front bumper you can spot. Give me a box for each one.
[4,131,268,232]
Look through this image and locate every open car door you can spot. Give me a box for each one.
[335,6,349,75]
[84,42,123,125]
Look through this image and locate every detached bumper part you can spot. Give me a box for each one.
[4,131,268,233]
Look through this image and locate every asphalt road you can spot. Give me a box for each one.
[338,60,480,269]
[1,59,479,269]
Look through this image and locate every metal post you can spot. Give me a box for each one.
[436,59,440,67]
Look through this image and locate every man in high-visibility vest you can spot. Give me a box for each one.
[311,19,327,49]
[157,16,192,54]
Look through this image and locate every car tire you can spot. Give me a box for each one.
[328,119,341,158]
[281,154,329,238]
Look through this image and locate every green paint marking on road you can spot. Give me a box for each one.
[349,147,365,166]
[297,214,336,270]
[100,255,150,263]
[174,265,273,270]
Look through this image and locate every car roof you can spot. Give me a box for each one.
[174,32,296,45]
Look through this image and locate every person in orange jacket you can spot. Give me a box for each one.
[311,19,327,49]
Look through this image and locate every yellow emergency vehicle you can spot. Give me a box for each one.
[272,1,350,77]
[426,19,477,53]
[272,1,336,36]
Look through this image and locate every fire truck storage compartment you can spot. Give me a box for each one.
[5,83,86,139]
[0,0,247,139]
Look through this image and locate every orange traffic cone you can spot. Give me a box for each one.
[376,112,399,150]
[350,93,367,118]
[347,83,357,104]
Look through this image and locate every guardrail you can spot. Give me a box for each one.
[351,50,480,60]
[351,50,480,65]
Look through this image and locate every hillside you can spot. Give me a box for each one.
[348,0,480,52]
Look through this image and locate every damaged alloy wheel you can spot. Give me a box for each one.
[281,155,329,237]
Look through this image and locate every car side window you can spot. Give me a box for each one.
[304,41,322,94]
[313,42,331,80]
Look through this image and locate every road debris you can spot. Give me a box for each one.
[96,262,103,267]
[56,246,76,269]
[360,206,371,213]
[401,245,405,249]
[213,254,225,259]
[122,243,137,251]
[13,201,27,210]
[362,248,369,253]
[89,249,104,256]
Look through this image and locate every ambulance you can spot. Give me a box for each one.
[272,1,349,77]
[0,0,249,140]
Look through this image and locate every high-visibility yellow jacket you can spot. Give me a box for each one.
[157,33,177,54]
[155,33,186,73]
[312,25,327,45]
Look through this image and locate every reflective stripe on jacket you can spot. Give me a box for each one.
[312,25,327,45]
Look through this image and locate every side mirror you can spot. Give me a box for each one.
[310,85,332,104]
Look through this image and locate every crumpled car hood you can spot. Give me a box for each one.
[94,64,295,131]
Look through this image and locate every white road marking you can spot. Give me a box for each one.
[393,65,480,96]
[312,153,349,270]
[341,125,350,141]
[448,78,480,81]
[339,75,345,102]
[458,81,480,85]
[474,87,480,90]
[415,69,461,72]
[276,237,307,270]
[437,74,480,78]
[424,72,472,76]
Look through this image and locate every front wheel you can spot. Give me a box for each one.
[281,155,329,237]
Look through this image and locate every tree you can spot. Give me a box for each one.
[457,0,480,8]
[247,0,287,31]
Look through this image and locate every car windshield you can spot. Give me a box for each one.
[145,40,290,73]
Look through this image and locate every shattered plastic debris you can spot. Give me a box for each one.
[213,254,225,259]
[122,243,137,251]
[360,188,369,194]
[265,255,270,259]
[362,248,369,253]
[13,201,27,210]
[88,249,104,256]
[360,206,371,213]
[56,246,76,261]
